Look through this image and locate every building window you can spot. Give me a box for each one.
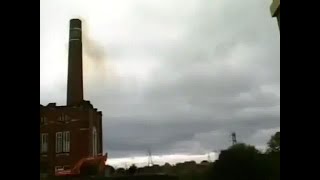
[41,117,48,125]
[56,131,70,153]
[56,132,62,153]
[55,165,71,173]
[92,127,97,156]
[40,133,48,153]
[55,166,64,173]
[58,114,68,122]
[63,131,70,152]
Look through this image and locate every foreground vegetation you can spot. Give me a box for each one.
[111,132,280,180]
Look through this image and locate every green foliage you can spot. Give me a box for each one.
[206,132,280,180]
[115,168,126,176]
[267,132,280,153]
[110,133,280,180]
[127,164,137,175]
[208,143,272,180]
[265,132,280,180]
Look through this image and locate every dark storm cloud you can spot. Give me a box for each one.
[104,113,280,158]
[90,0,280,158]
[41,0,280,159]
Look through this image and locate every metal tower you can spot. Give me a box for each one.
[147,149,154,167]
[231,132,237,145]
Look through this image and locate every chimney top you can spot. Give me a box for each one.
[70,19,82,29]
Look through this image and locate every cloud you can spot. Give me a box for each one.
[41,0,280,163]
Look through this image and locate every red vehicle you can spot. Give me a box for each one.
[55,153,107,177]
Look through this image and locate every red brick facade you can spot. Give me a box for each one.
[40,101,103,175]
[40,19,104,176]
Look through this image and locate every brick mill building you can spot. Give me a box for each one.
[40,19,103,175]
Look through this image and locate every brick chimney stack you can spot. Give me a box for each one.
[67,19,84,106]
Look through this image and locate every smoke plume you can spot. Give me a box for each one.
[81,19,116,99]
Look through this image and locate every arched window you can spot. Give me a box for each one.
[92,127,97,156]
[40,133,48,153]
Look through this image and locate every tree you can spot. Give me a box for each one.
[267,131,280,153]
[200,160,209,164]
[164,163,171,167]
[127,164,137,175]
[266,132,280,180]
[208,143,271,180]
[115,168,125,176]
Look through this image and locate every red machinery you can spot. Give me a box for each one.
[55,154,107,177]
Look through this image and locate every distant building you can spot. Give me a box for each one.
[270,0,280,29]
[40,19,103,176]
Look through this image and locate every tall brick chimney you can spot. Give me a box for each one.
[67,19,84,106]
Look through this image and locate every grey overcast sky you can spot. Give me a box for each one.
[40,0,280,167]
